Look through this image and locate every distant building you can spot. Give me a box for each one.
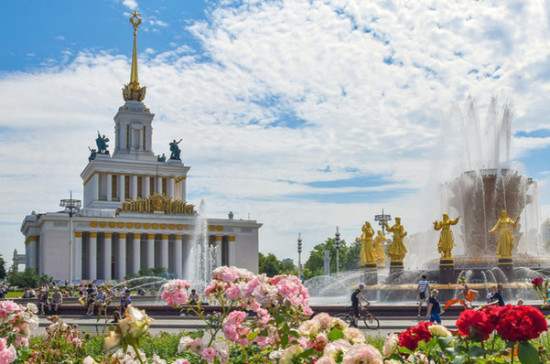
[282,258,294,264]
[20,13,261,281]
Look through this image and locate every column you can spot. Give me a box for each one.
[118,174,125,201]
[175,235,183,278]
[131,175,138,199]
[117,233,127,279]
[156,176,163,194]
[146,234,155,268]
[168,177,175,199]
[161,234,169,269]
[106,173,112,201]
[89,232,97,280]
[91,173,99,202]
[144,176,150,197]
[132,234,140,274]
[74,232,82,280]
[103,233,112,280]
[180,177,186,201]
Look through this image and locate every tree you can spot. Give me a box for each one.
[0,254,6,279]
[258,253,297,277]
[303,238,361,280]
[6,265,52,288]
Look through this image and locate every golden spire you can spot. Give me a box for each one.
[122,11,147,102]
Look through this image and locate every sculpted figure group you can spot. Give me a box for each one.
[355,208,519,269]
[356,217,407,267]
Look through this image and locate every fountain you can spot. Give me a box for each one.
[182,199,218,295]
[306,97,549,305]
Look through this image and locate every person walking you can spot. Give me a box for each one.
[417,275,430,319]
[426,289,442,324]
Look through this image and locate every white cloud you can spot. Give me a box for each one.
[122,0,138,11]
[1,0,550,265]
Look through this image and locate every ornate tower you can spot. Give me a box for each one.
[81,11,189,209]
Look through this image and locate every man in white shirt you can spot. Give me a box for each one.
[417,275,430,319]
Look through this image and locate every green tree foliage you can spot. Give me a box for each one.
[258,253,297,277]
[6,266,52,288]
[303,238,361,280]
[0,254,6,279]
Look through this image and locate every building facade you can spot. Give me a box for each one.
[20,13,261,281]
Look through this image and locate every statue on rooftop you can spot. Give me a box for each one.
[382,217,407,263]
[88,147,97,161]
[157,153,166,162]
[96,131,110,154]
[169,139,182,160]
[433,213,460,259]
[489,210,519,258]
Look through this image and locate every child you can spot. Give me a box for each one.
[426,289,442,324]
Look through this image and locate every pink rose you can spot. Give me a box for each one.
[202,347,217,361]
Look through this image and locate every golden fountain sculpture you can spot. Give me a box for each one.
[373,230,387,268]
[433,213,460,259]
[381,217,407,266]
[356,221,376,267]
[489,210,520,259]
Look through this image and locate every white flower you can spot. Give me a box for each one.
[177,336,194,353]
[214,340,230,363]
[428,324,452,338]
[383,333,398,357]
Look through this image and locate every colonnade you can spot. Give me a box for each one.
[73,231,230,281]
[86,172,187,203]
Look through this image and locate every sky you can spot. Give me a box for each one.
[1,0,550,270]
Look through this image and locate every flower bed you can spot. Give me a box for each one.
[1,269,550,363]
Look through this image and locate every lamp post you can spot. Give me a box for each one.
[60,192,81,282]
[335,226,340,275]
[374,209,392,233]
[297,233,303,281]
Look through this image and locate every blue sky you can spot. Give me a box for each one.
[1,0,550,268]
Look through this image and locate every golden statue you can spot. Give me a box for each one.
[489,210,519,258]
[433,213,460,259]
[356,221,376,266]
[373,230,387,268]
[382,217,407,262]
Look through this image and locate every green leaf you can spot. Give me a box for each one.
[452,355,466,364]
[327,328,345,341]
[517,341,539,364]
[247,331,259,341]
[437,336,455,348]
[467,345,486,357]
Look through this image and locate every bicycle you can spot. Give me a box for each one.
[335,306,380,330]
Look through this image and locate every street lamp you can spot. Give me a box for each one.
[335,226,340,275]
[60,192,81,282]
[374,209,392,233]
[297,233,303,281]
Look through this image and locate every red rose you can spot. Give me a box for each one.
[497,305,548,342]
[456,309,495,341]
[398,321,434,351]
[481,305,502,326]
[398,329,420,351]
[532,277,544,287]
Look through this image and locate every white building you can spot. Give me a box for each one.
[20,13,261,282]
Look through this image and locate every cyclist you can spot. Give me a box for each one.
[351,284,369,328]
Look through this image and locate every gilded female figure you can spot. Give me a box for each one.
[489,210,519,258]
[433,213,460,259]
[357,221,376,266]
[382,217,407,262]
